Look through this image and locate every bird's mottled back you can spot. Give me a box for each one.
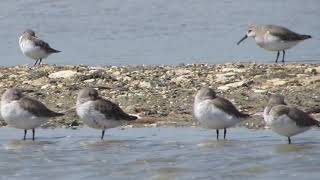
[270,105,319,127]
[93,99,137,121]
[19,97,64,117]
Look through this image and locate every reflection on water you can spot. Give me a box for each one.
[0,127,320,179]
[273,144,314,154]
[197,139,241,148]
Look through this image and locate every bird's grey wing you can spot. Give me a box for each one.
[93,99,137,121]
[267,25,307,41]
[213,97,249,118]
[19,97,64,117]
[287,107,319,127]
[31,37,60,53]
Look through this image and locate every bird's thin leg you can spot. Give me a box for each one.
[101,129,105,140]
[32,129,35,141]
[216,129,219,140]
[34,60,39,66]
[282,50,285,63]
[23,129,27,140]
[288,137,291,144]
[224,128,227,139]
[275,51,280,63]
[39,59,42,65]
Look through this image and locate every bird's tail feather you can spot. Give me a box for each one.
[240,113,250,118]
[49,111,64,117]
[49,48,61,53]
[127,115,138,121]
[301,34,312,40]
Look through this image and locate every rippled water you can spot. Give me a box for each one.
[0,127,320,179]
[0,0,319,66]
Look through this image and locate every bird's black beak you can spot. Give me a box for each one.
[237,35,248,45]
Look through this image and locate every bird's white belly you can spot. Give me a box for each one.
[194,101,240,129]
[20,40,48,60]
[263,108,272,125]
[269,115,309,137]
[76,102,122,129]
[1,101,47,129]
[256,34,299,51]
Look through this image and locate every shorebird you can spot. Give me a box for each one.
[1,88,64,140]
[76,88,137,139]
[194,87,249,139]
[19,29,60,66]
[264,94,319,144]
[237,24,312,63]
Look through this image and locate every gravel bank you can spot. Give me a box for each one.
[1,63,320,129]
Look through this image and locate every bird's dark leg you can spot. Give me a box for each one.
[224,128,227,139]
[34,59,39,66]
[275,51,280,63]
[216,129,219,140]
[101,129,105,140]
[23,129,27,140]
[288,137,291,144]
[39,59,42,65]
[282,50,285,63]
[32,129,35,141]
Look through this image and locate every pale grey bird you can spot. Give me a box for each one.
[19,29,60,66]
[76,88,137,139]
[194,87,249,139]
[263,94,319,144]
[237,24,311,63]
[1,88,64,140]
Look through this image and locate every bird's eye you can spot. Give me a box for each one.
[248,30,252,33]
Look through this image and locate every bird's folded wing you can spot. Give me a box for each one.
[19,97,63,117]
[287,107,319,127]
[267,25,306,41]
[213,97,249,118]
[93,99,134,120]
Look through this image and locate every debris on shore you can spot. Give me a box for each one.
[1,63,320,129]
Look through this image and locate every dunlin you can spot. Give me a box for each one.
[194,87,249,139]
[237,24,312,63]
[1,88,64,140]
[264,94,319,144]
[19,29,60,66]
[76,88,137,139]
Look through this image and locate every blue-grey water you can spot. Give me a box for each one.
[0,0,319,66]
[0,127,320,180]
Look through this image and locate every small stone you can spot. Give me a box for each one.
[84,79,95,83]
[253,89,268,93]
[217,80,247,90]
[49,70,79,79]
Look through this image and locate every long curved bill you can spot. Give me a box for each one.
[237,35,248,45]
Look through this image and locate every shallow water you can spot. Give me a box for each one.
[0,0,320,66]
[0,127,320,179]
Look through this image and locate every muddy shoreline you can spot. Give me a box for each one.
[1,63,320,129]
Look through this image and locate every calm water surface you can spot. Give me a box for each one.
[0,127,320,179]
[0,0,319,66]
